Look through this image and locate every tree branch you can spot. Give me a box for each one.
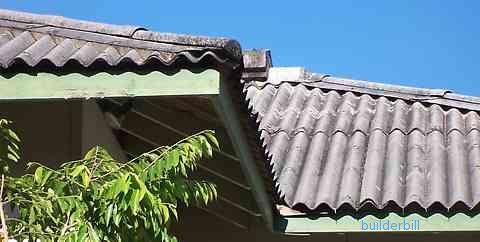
[0,175,8,242]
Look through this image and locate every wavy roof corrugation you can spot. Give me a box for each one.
[244,67,480,212]
[0,9,241,69]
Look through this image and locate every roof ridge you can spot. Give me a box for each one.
[258,67,480,111]
[310,72,480,107]
[0,8,144,37]
[310,72,451,98]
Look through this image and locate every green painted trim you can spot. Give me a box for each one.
[213,80,274,231]
[277,212,480,233]
[0,69,219,100]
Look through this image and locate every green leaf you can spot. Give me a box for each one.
[166,149,180,170]
[57,199,69,214]
[105,175,130,199]
[47,188,55,198]
[113,212,122,227]
[70,165,86,178]
[105,204,114,226]
[6,153,17,162]
[77,224,88,242]
[149,160,163,178]
[53,181,66,194]
[84,146,100,160]
[81,171,90,188]
[171,207,178,221]
[34,167,44,185]
[189,138,202,159]
[84,146,114,161]
[160,204,169,224]
[41,170,52,186]
[204,130,219,148]
[129,189,141,214]
[7,144,20,160]
[28,206,36,224]
[199,135,213,157]
[87,222,101,242]
[7,128,20,143]
[132,174,147,202]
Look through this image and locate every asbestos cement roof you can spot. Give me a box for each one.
[244,67,480,213]
[0,9,241,69]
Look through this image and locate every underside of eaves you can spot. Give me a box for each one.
[244,66,480,215]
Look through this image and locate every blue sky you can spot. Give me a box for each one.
[3,1,479,95]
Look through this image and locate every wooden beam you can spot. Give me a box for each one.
[213,80,274,231]
[0,69,219,100]
[277,212,480,233]
[197,207,249,230]
[143,98,224,127]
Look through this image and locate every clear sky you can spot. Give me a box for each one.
[3,1,479,95]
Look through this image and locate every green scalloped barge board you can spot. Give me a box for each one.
[0,69,220,100]
[277,212,480,233]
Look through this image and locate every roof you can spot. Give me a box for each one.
[6,6,480,223]
[244,65,480,214]
[0,9,241,69]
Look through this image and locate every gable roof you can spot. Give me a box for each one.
[244,65,480,214]
[0,9,241,69]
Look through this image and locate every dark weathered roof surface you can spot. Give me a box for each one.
[0,9,241,69]
[244,67,480,212]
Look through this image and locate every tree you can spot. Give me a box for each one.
[0,118,218,242]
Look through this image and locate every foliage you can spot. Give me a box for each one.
[0,125,219,242]
[0,119,20,173]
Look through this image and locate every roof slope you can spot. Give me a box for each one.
[244,67,480,213]
[0,9,241,69]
